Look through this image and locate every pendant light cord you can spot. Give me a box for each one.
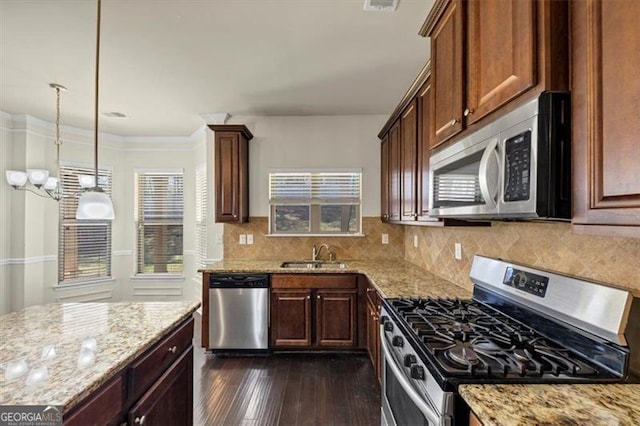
[55,86,61,180]
[94,0,101,185]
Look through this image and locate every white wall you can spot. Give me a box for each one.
[228,115,387,217]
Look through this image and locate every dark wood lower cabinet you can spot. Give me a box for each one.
[317,290,357,347]
[271,289,312,347]
[270,274,358,350]
[365,286,382,383]
[128,347,193,426]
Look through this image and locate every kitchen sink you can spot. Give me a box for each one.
[280,261,349,269]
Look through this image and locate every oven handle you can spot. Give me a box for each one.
[380,334,441,425]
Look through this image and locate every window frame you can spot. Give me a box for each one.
[58,163,113,285]
[268,169,363,237]
[134,169,185,276]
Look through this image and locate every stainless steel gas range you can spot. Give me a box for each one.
[380,255,640,426]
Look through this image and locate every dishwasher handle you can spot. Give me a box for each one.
[209,274,270,289]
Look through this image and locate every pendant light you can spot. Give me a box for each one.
[76,0,115,220]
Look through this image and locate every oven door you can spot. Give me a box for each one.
[380,335,446,426]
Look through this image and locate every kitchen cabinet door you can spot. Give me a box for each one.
[388,120,402,221]
[270,289,312,347]
[128,347,193,426]
[571,0,640,235]
[416,77,437,222]
[466,0,536,125]
[209,124,253,223]
[400,99,419,222]
[365,287,381,383]
[316,289,357,347]
[430,0,464,148]
[381,134,390,222]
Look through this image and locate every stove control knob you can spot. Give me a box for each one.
[384,321,394,332]
[410,365,425,380]
[392,336,404,347]
[403,354,417,367]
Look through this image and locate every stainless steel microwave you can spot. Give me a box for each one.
[429,92,571,220]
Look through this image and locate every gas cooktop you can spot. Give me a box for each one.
[388,297,604,379]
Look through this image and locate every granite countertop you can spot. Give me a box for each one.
[200,259,472,299]
[0,301,200,412]
[459,384,640,426]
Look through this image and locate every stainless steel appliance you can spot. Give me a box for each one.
[380,256,639,426]
[208,273,269,351]
[429,92,571,220]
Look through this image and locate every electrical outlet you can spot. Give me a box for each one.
[381,233,389,244]
[454,243,462,260]
[239,234,246,245]
[246,234,254,245]
[413,234,419,248]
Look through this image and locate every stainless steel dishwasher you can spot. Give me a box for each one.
[208,273,269,352]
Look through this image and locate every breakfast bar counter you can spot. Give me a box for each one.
[0,301,200,414]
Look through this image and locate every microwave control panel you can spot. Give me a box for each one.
[504,130,531,202]
[503,266,549,298]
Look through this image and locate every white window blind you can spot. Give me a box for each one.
[135,171,184,274]
[269,171,361,235]
[195,165,207,270]
[58,165,112,283]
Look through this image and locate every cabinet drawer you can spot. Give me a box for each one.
[272,274,357,289]
[64,374,124,426]
[128,317,193,402]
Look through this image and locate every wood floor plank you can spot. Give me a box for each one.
[192,313,380,426]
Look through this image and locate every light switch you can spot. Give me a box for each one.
[247,234,254,245]
[381,233,389,244]
[239,234,246,245]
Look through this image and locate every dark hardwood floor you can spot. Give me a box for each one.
[192,313,381,426]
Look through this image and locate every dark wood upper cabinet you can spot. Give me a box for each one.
[380,134,390,222]
[420,0,568,149]
[388,120,402,222]
[571,0,640,237]
[400,99,418,221]
[466,0,536,124]
[429,0,465,148]
[417,78,434,222]
[208,124,253,223]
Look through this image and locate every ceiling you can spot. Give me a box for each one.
[0,0,433,137]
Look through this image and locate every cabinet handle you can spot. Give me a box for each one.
[135,415,146,425]
[463,108,474,117]
[450,118,459,126]
[168,346,177,353]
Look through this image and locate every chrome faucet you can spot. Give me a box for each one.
[312,244,330,261]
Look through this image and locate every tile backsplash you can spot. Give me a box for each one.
[224,217,404,261]
[404,222,640,293]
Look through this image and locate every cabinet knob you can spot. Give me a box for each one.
[450,118,459,126]
[233,214,238,218]
[168,345,177,353]
[135,415,146,425]
[317,295,321,300]
[306,295,310,300]
[463,108,474,117]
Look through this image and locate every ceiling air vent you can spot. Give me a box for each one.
[363,0,398,12]
[102,112,127,118]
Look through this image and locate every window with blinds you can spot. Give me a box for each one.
[135,171,184,274]
[268,171,362,235]
[195,165,207,270]
[58,165,112,283]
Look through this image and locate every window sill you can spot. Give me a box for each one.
[54,277,116,290]
[266,233,366,238]
[130,274,185,281]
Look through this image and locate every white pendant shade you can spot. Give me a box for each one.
[78,174,96,188]
[76,189,115,220]
[6,170,28,188]
[44,177,58,190]
[27,169,49,186]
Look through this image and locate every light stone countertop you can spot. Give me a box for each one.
[200,259,472,299]
[0,301,200,412]
[459,384,640,426]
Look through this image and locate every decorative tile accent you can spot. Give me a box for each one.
[404,222,640,293]
[224,217,404,261]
